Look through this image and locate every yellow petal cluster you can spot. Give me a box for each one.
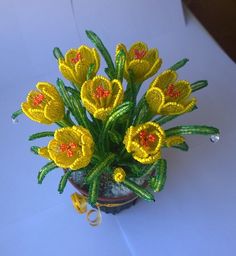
[116,42,162,83]
[123,122,165,164]
[59,45,100,87]
[113,168,126,183]
[21,82,64,124]
[146,70,196,115]
[39,126,94,170]
[81,76,124,120]
[165,136,185,147]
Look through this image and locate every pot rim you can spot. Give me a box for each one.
[69,178,137,203]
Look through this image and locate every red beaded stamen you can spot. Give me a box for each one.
[60,142,77,157]
[33,93,45,106]
[71,53,82,64]
[134,49,146,60]
[139,130,156,147]
[94,85,110,98]
[165,84,180,98]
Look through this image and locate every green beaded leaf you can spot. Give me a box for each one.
[100,101,134,151]
[115,49,126,82]
[165,125,220,137]
[58,170,72,194]
[37,161,58,184]
[172,142,189,151]
[191,80,208,92]
[30,146,40,155]
[122,179,155,202]
[149,159,167,192]
[86,63,95,80]
[86,30,116,78]
[169,58,189,71]
[11,109,23,121]
[153,106,198,126]
[28,131,54,141]
[88,177,100,206]
[108,130,123,144]
[86,153,115,184]
[53,47,64,60]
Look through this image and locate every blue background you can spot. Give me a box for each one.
[1,0,236,255]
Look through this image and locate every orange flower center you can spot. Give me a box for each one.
[134,49,147,60]
[139,130,156,147]
[60,142,77,157]
[33,93,45,106]
[71,53,82,64]
[94,85,110,98]
[165,84,180,98]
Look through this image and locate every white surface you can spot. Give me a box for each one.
[0,0,236,255]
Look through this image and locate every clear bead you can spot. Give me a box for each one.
[210,134,220,143]
[12,118,19,124]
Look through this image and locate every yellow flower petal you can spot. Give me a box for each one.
[144,58,162,80]
[59,61,78,84]
[128,41,148,60]
[94,107,113,120]
[64,48,78,68]
[92,48,100,73]
[160,102,184,115]
[78,45,94,64]
[38,147,51,159]
[145,87,165,113]
[150,69,177,91]
[44,101,64,122]
[128,59,150,79]
[170,80,192,102]
[144,48,158,64]
[36,82,60,101]
[165,136,185,147]
[75,62,89,85]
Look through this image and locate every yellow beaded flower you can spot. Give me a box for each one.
[145,70,196,115]
[21,82,64,124]
[116,42,162,83]
[123,122,165,164]
[81,76,124,120]
[58,45,100,87]
[113,168,126,183]
[39,126,94,170]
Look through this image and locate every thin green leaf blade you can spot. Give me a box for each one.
[37,161,58,184]
[122,179,155,202]
[58,170,72,194]
[29,131,54,141]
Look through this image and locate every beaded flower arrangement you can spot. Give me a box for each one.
[12,31,219,220]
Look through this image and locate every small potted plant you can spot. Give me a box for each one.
[12,30,219,223]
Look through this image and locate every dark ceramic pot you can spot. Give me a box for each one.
[69,178,138,215]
